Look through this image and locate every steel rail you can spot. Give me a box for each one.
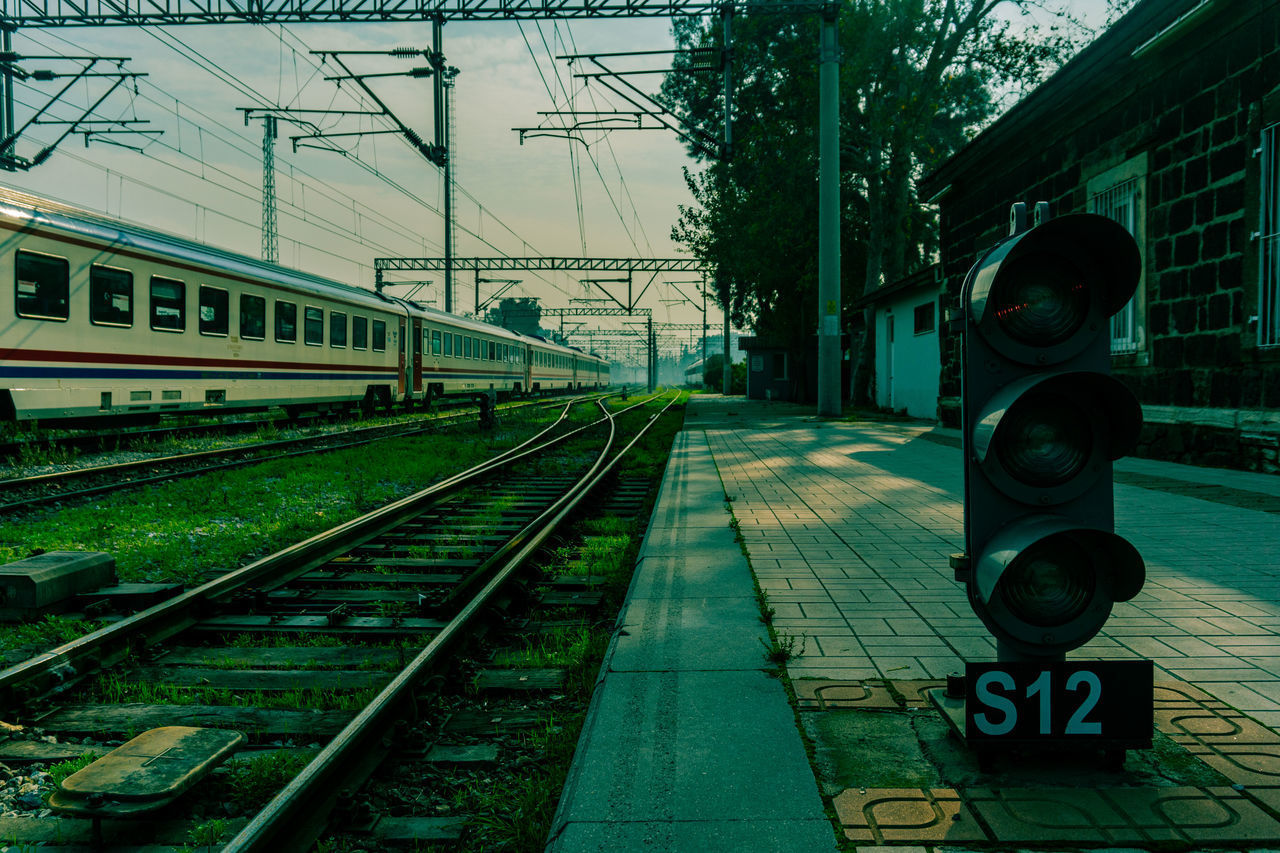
[223,390,679,852]
[0,398,599,704]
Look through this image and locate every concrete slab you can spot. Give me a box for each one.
[547,427,835,852]
[609,596,769,672]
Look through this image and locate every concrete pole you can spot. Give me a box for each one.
[816,6,842,417]
[720,5,734,396]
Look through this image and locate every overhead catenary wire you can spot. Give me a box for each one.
[14,25,579,303]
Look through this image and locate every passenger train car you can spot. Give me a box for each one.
[0,188,609,425]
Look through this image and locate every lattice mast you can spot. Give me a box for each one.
[261,115,278,263]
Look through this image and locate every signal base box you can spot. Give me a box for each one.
[0,551,116,621]
[929,660,1152,755]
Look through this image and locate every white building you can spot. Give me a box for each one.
[854,266,943,420]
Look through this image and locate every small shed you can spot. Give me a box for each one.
[739,336,793,401]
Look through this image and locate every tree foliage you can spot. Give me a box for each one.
[664,0,1091,401]
[484,297,543,336]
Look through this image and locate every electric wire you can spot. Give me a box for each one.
[16,26,578,303]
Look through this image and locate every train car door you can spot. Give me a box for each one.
[412,318,424,394]
[397,319,406,395]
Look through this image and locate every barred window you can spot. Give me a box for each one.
[1260,122,1280,347]
[1089,177,1141,354]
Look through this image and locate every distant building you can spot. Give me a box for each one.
[920,0,1280,471]
[853,265,943,419]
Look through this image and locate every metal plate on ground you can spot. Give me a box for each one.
[50,726,243,815]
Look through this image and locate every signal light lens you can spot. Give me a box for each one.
[999,534,1095,627]
[991,254,1089,345]
[995,391,1093,487]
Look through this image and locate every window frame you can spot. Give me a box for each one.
[1087,154,1148,359]
[240,293,267,341]
[1260,121,1280,347]
[89,264,133,328]
[304,305,324,346]
[198,285,230,337]
[15,249,70,322]
[275,300,297,343]
[352,315,368,350]
[150,276,187,333]
[372,319,387,352]
[330,311,348,349]
[913,302,936,336]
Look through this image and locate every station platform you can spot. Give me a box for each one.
[547,395,1280,852]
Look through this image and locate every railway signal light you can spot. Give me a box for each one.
[958,203,1144,662]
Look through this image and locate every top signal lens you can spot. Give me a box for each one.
[991,254,1090,346]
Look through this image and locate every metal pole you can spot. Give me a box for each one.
[701,273,708,388]
[434,18,454,315]
[262,116,278,264]
[648,314,655,392]
[816,6,841,417]
[1,26,14,169]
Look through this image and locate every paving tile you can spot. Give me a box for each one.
[831,788,988,844]
[793,680,898,710]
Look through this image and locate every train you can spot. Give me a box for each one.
[0,187,610,426]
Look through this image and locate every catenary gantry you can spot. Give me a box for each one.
[376,256,705,273]
[0,0,830,26]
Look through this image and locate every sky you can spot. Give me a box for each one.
[0,1,1117,362]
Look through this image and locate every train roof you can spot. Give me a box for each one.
[0,185,393,311]
[0,185,611,363]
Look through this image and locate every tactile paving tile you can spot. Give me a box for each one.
[831,787,987,843]
[793,680,898,710]
[1154,680,1280,786]
[830,786,1280,845]
[793,678,946,711]
[967,787,1280,845]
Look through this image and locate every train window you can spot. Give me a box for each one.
[330,312,347,348]
[89,265,132,327]
[372,319,387,352]
[15,250,69,321]
[240,294,266,340]
[463,336,470,358]
[199,286,229,336]
[150,277,186,332]
[454,334,463,357]
[502,344,510,363]
[304,306,323,346]
[352,316,367,350]
[443,332,452,357]
[431,329,442,356]
[488,340,496,361]
[275,300,297,343]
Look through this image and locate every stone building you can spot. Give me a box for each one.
[920,0,1280,471]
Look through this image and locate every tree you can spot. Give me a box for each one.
[664,1,1088,402]
[483,297,542,336]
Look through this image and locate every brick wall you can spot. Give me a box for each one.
[931,3,1280,470]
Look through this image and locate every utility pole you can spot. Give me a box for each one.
[816,4,841,416]
[261,115,278,263]
[0,26,13,170]
[721,3,733,397]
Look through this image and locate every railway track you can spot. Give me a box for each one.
[0,390,680,851]
[0,393,608,515]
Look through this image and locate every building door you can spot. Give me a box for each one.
[397,318,406,396]
[411,318,423,393]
